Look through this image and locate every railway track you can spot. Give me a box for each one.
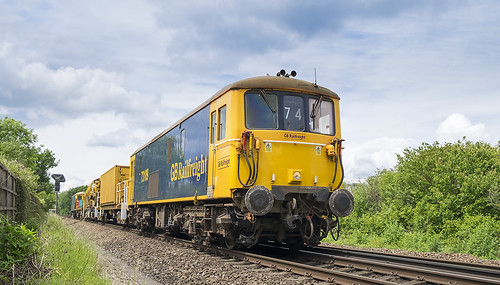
[247,243,500,284]
[93,220,500,284]
[305,245,500,284]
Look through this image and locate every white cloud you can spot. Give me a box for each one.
[0,47,183,131]
[37,112,139,192]
[343,137,416,179]
[1,1,500,191]
[436,113,490,143]
[16,62,137,112]
[0,106,9,116]
[0,42,12,57]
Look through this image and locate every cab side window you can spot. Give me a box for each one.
[218,105,226,140]
[180,129,186,157]
[210,111,216,144]
[167,137,172,163]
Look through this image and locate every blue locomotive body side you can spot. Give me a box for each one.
[133,105,210,202]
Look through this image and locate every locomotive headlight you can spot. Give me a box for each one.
[245,185,274,216]
[329,189,354,217]
[293,171,301,180]
[289,169,302,183]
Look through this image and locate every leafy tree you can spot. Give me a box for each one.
[388,140,499,231]
[0,117,58,211]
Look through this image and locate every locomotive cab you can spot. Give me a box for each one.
[208,73,354,249]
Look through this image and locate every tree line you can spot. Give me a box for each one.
[335,140,500,259]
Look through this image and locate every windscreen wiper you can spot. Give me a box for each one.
[310,95,323,119]
[259,89,276,113]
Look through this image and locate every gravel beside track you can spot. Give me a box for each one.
[62,218,319,285]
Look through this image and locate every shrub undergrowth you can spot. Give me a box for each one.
[0,215,39,283]
[325,141,500,260]
[35,214,110,284]
[1,214,109,284]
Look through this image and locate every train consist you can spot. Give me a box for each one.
[71,71,354,249]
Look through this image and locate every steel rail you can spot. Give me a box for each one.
[305,246,500,285]
[316,245,500,274]
[195,244,396,285]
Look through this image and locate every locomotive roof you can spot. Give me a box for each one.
[132,76,339,156]
[215,76,339,99]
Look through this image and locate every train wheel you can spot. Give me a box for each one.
[224,232,240,250]
[192,234,203,244]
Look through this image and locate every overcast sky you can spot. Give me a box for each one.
[1,0,499,191]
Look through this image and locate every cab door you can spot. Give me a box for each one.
[207,95,231,199]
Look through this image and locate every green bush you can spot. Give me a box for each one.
[328,140,500,260]
[449,215,500,259]
[0,215,39,274]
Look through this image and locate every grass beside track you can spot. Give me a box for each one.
[36,214,110,284]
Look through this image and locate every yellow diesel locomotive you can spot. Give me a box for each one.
[128,70,353,249]
[76,71,354,250]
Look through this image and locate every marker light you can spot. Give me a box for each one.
[289,169,302,183]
